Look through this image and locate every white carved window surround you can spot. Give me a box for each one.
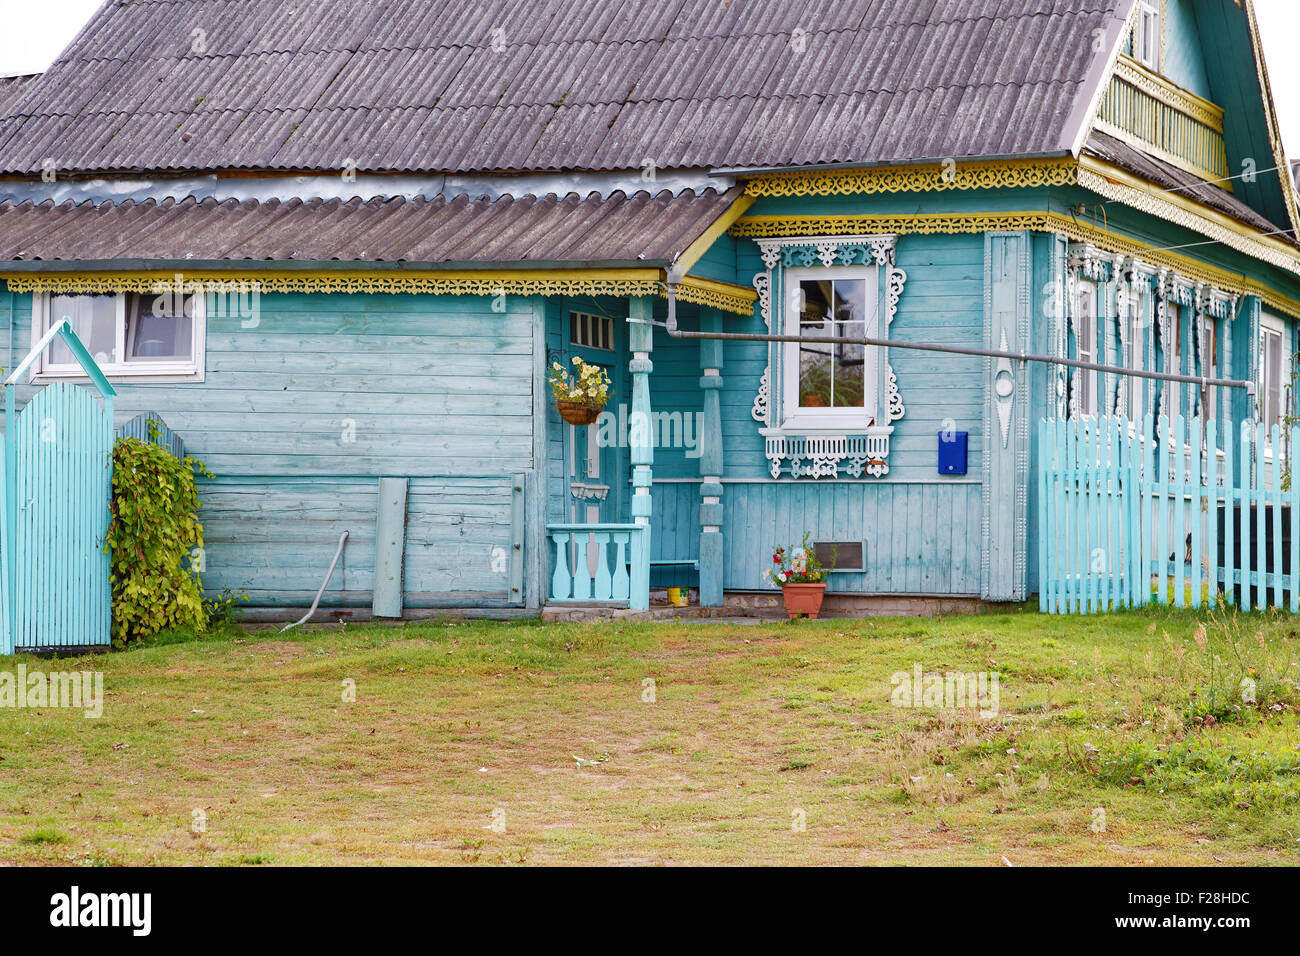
[750,234,907,479]
[1064,242,1237,440]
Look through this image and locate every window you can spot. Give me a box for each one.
[782,265,879,429]
[570,311,614,351]
[1134,1,1161,70]
[1073,280,1098,416]
[1198,318,1219,421]
[35,291,205,380]
[1163,303,1183,422]
[1259,314,1290,449]
[1123,287,1148,420]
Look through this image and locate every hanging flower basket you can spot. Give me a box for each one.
[556,401,602,426]
[549,356,612,426]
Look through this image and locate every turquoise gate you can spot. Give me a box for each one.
[0,321,116,653]
[1038,415,1300,614]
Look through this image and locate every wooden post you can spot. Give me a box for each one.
[698,307,724,607]
[628,296,654,611]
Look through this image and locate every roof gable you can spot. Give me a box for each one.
[1094,0,1298,235]
[0,0,1130,177]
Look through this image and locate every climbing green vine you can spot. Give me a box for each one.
[106,436,213,646]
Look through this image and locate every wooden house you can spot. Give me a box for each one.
[0,0,1297,619]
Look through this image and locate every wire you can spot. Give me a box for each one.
[1096,157,1295,200]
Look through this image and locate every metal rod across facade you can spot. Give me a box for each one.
[651,286,1254,393]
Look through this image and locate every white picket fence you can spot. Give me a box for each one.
[1038,416,1299,614]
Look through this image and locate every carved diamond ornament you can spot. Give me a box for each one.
[750,235,908,479]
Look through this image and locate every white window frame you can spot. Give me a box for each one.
[1073,279,1098,417]
[32,291,206,382]
[1197,314,1218,421]
[569,310,614,351]
[1259,312,1290,456]
[1124,286,1149,421]
[781,264,880,432]
[1164,303,1183,423]
[1135,0,1161,71]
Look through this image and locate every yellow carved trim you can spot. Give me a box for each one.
[0,268,758,315]
[1078,156,1300,272]
[676,274,758,315]
[729,211,1300,319]
[742,157,1078,198]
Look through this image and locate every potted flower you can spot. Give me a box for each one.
[766,532,832,619]
[548,356,612,426]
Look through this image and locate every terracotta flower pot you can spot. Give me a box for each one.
[556,400,602,426]
[782,582,827,619]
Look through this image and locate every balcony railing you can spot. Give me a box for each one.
[547,523,650,610]
[1096,55,1228,185]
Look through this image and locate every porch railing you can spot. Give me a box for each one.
[547,523,649,610]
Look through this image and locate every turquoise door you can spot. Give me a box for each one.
[563,309,625,526]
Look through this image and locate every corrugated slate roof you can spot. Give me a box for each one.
[0,75,39,116]
[1083,130,1277,234]
[0,186,743,265]
[0,0,1128,175]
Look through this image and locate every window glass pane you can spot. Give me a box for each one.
[127,292,194,360]
[832,279,866,409]
[798,280,833,407]
[1267,333,1283,428]
[49,294,117,366]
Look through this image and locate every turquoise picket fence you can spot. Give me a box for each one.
[1038,415,1300,614]
[0,321,116,653]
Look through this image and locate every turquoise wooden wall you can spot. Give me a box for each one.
[1163,0,1212,100]
[0,287,544,610]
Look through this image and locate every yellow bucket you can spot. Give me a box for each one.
[667,587,690,607]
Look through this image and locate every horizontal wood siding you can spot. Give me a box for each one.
[0,289,536,607]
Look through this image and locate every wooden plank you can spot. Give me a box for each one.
[1164,418,1175,606]
[1223,419,1235,606]
[1173,415,1186,608]
[509,474,525,605]
[371,477,408,618]
[1142,414,1155,609]
[1272,424,1283,609]
[1206,419,1218,607]
[1291,425,1300,614]
[1240,421,1252,612]
[1256,422,1266,610]
[1189,416,1201,609]
[1128,416,1141,609]
[1038,419,1049,613]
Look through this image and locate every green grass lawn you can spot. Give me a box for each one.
[1,606,1298,866]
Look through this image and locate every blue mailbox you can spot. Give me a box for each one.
[938,431,968,475]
